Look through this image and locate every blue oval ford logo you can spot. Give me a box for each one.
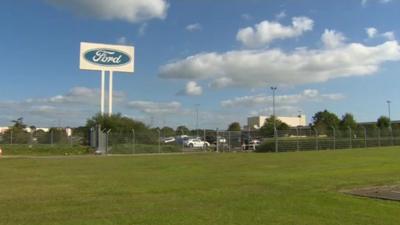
[84,49,131,66]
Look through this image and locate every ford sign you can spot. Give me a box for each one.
[84,49,131,66]
[80,42,134,73]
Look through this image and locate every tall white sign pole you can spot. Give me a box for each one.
[109,71,113,115]
[101,70,105,115]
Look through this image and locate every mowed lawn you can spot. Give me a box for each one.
[1,148,400,225]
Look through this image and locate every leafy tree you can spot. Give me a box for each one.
[3,117,30,144]
[339,113,358,131]
[38,127,68,144]
[86,113,148,133]
[228,122,241,131]
[176,126,189,135]
[11,117,26,129]
[312,110,340,133]
[161,126,175,137]
[259,116,290,136]
[377,116,390,129]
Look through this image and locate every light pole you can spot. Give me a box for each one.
[298,110,302,127]
[270,86,278,152]
[270,87,277,130]
[195,104,200,137]
[387,100,391,127]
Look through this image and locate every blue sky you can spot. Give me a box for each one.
[0,0,399,129]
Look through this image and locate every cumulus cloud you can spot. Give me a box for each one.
[159,40,400,88]
[275,11,287,20]
[0,87,116,126]
[241,14,253,21]
[321,29,346,49]
[186,23,202,32]
[221,89,344,108]
[366,27,396,40]
[362,0,393,6]
[127,101,182,115]
[116,36,128,45]
[236,16,314,48]
[46,0,169,23]
[177,81,203,96]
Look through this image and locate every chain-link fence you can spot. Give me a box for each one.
[90,127,400,154]
[2,126,399,155]
[0,129,82,146]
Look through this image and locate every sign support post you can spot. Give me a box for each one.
[101,70,105,115]
[109,71,113,115]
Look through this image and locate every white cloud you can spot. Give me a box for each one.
[138,23,148,36]
[275,11,287,20]
[362,0,393,6]
[382,32,396,41]
[321,29,346,49]
[366,27,378,38]
[177,81,203,96]
[127,101,182,115]
[366,27,396,41]
[241,14,253,21]
[186,23,202,32]
[221,89,344,108]
[159,40,400,88]
[46,0,169,23]
[116,36,128,45]
[236,16,314,48]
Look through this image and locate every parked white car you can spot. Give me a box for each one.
[184,138,210,149]
[161,137,175,143]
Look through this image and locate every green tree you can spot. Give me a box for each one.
[228,122,241,131]
[3,117,30,144]
[377,116,390,129]
[176,126,189,135]
[312,110,340,134]
[259,116,290,136]
[161,126,175,137]
[86,113,148,133]
[339,113,358,131]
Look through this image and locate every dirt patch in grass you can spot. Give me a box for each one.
[344,185,400,201]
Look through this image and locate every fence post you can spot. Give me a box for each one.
[106,129,111,155]
[228,131,231,152]
[363,126,367,148]
[131,129,135,154]
[296,127,300,151]
[314,128,319,151]
[50,130,54,147]
[378,128,381,147]
[157,129,161,154]
[348,127,352,149]
[332,126,336,151]
[274,128,278,153]
[390,127,394,146]
[216,128,219,153]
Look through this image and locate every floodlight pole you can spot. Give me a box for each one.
[109,71,113,116]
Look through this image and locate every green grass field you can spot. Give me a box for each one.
[1,147,400,225]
